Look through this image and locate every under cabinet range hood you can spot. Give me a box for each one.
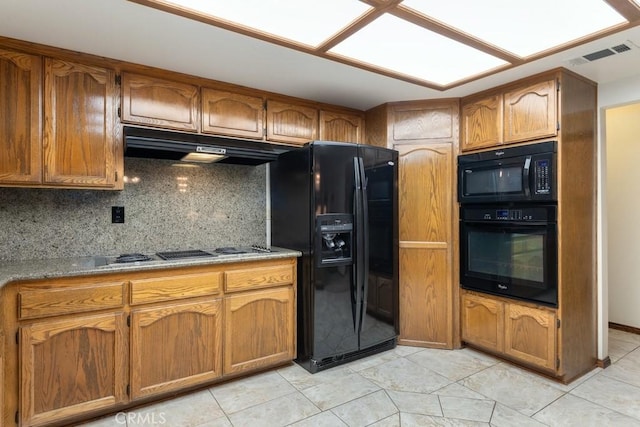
[123,126,290,165]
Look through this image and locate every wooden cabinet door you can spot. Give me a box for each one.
[390,102,458,145]
[20,313,127,427]
[395,143,453,348]
[319,110,363,143]
[266,100,317,145]
[201,88,264,139]
[121,72,199,132]
[130,299,223,400]
[224,286,295,375]
[503,79,557,143]
[504,303,557,371]
[461,293,504,352]
[0,48,42,184]
[43,59,120,188]
[461,93,502,151]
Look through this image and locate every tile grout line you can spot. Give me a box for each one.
[204,387,234,426]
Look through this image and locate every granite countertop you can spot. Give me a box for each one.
[0,247,301,288]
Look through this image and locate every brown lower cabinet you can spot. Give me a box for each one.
[224,287,295,375]
[20,313,128,427]
[461,291,557,372]
[130,299,223,400]
[1,257,296,427]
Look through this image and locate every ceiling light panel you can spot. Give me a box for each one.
[162,0,371,46]
[329,14,508,86]
[402,0,628,57]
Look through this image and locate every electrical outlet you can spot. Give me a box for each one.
[112,206,125,223]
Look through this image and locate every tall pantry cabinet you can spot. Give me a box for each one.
[366,100,460,349]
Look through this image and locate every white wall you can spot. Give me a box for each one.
[598,74,640,357]
[605,103,640,328]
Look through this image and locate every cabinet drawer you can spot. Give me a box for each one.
[130,272,222,305]
[18,281,126,319]
[224,264,294,293]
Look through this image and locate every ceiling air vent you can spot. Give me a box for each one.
[611,44,631,53]
[567,41,636,66]
[583,48,616,61]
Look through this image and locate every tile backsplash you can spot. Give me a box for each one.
[0,158,267,261]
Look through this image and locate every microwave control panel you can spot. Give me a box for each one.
[534,159,551,194]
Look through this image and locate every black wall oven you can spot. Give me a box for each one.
[460,205,557,306]
[458,141,558,307]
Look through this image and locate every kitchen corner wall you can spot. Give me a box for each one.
[0,158,267,261]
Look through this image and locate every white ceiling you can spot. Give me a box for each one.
[1,0,640,110]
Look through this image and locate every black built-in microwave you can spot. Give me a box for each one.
[458,141,556,204]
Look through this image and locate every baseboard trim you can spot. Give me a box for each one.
[597,356,611,369]
[609,322,640,335]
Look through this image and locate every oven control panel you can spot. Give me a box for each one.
[496,209,523,220]
[461,205,557,222]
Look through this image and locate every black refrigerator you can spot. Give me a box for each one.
[270,141,399,373]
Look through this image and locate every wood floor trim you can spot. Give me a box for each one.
[609,322,640,335]
[596,356,612,369]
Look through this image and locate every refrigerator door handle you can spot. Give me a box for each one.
[352,157,363,333]
[358,157,369,332]
[350,186,359,332]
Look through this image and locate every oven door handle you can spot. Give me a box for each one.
[523,156,532,198]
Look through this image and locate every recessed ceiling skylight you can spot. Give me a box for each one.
[159,0,371,46]
[401,0,627,57]
[329,14,508,86]
[132,0,639,90]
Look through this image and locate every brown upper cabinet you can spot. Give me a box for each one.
[121,72,199,132]
[461,77,558,151]
[460,92,503,151]
[1,49,121,190]
[389,101,458,145]
[319,110,364,144]
[503,78,557,143]
[0,48,42,185]
[201,88,265,139]
[43,58,121,189]
[266,99,318,145]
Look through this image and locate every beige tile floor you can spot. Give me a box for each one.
[82,329,640,427]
